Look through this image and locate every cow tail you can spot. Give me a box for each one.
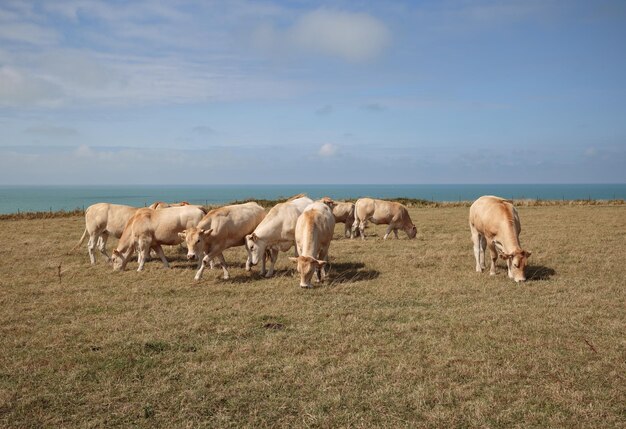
[72,228,88,251]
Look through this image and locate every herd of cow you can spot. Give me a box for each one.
[75,194,532,287]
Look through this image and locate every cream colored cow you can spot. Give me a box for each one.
[244,195,314,277]
[178,202,266,281]
[469,195,531,282]
[332,201,356,238]
[352,198,417,240]
[111,205,205,271]
[289,201,335,288]
[74,203,139,264]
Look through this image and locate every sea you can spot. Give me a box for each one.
[0,184,624,214]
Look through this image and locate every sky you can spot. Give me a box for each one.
[1,0,625,185]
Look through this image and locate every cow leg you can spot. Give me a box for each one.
[317,247,330,282]
[97,232,110,262]
[358,221,366,240]
[244,242,252,271]
[266,248,278,278]
[393,228,399,239]
[383,224,394,240]
[154,244,170,269]
[471,228,483,272]
[137,241,148,271]
[479,235,487,269]
[194,255,210,281]
[487,240,498,275]
[87,234,98,265]
[260,250,269,276]
[216,253,229,280]
[293,244,299,257]
[350,217,359,238]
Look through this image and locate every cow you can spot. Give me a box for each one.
[111,205,205,271]
[332,201,356,238]
[289,201,335,288]
[469,195,532,282]
[178,202,266,281]
[352,198,417,240]
[73,203,139,264]
[148,201,190,209]
[244,195,314,277]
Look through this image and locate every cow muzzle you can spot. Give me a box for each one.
[187,253,197,260]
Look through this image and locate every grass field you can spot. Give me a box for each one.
[0,204,624,428]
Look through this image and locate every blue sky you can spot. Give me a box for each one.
[1,0,625,184]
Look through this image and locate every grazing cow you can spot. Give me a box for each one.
[289,201,335,288]
[111,206,205,271]
[148,201,190,209]
[244,195,314,277]
[74,203,139,264]
[332,201,356,238]
[352,198,417,240]
[178,202,266,281]
[469,195,532,283]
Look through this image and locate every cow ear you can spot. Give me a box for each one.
[288,257,299,263]
[523,250,532,258]
[251,233,258,242]
[499,253,512,260]
[178,231,186,239]
[112,250,119,256]
[202,228,213,237]
[315,259,327,268]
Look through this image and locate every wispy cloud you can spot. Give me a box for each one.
[253,9,391,62]
[315,104,333,115]
[362,102,386,112]
[319,143,338,157]
[24,124,78,137]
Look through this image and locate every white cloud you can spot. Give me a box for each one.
[319,143,338,157]
[254,9,391,62]
[0,66,63,107]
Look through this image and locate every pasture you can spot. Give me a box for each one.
[0,204,624,428]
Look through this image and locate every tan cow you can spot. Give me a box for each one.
[289,201,335,288]
[111,205,205,271]
[469,195,532,282]
[74,203,139,264]
[352,198,417,240]
[244,195,314,277]
[332,201,356,238]
[178,202,266,281]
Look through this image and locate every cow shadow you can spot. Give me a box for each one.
[328,262,379,284]
[525,265,556,281]
[330,262,365,271]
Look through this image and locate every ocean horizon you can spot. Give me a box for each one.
[0,184,624,214]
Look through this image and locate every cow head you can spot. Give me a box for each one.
[111,249,127,271]
[178,227,212,260]
[245,233,266,265]
[496,243,532,282]
[406,224,417,239]
[289,256,326,288]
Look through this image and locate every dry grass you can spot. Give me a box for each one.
[0,205,624,428]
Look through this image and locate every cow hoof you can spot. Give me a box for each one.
[489,272,496,276]
[475,267,482,273]
[265,272,273,278]
[194,275,201,281]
